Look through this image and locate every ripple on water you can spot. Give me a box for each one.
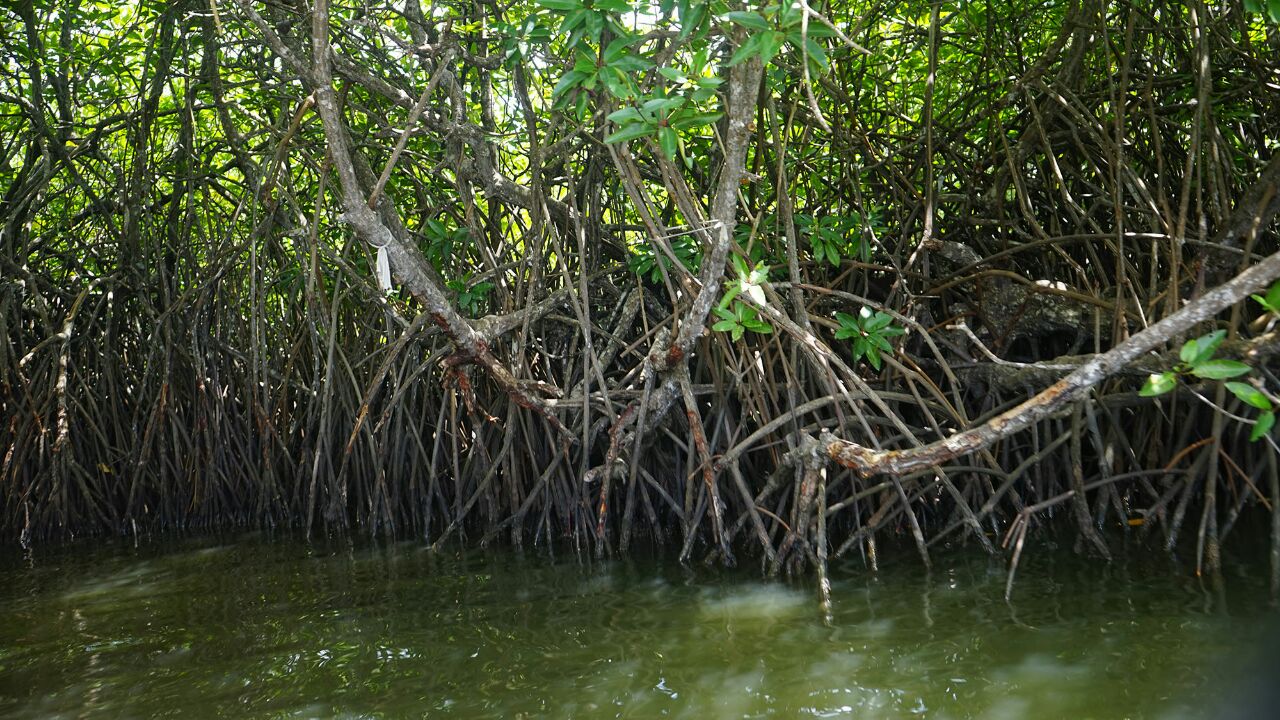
[0,538,1270,719]
[686,666,768,719]
[697,582,809,622]
[852,616,895,639]
[58,561,168,604]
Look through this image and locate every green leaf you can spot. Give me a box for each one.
[865,345,883,370]
[639,97,675,115]
[1226,382,1273,410]
[732,325,744,342]
[1140,372,1177,397]
[1252,411,1275,442]
[758,31,786,65]
[604,122,656,144]
[680,2,707,38]
[1252,280,1280,314]
[853,336,869,360]
[727,33,765,67]
[603,37,633,62]
[669,112,722,131]
[560,8,587,36]
[691,86,718,103]
[574,48,599,71]
[803,22,837,39]
[552,70,587,99]
[719,284,742,309]
[865,311,892,331]
[713,319,738,333]
[601,71,635,99]
[587,9,607,36]
[1181,329,1226,366]
[611,54,654,73]
[1178,338,1197,365]
[658,67,687,84]
[804,37,830,72]
[606,106,644,123]
[1189,359,1250,379]
[1195,329,1228,363]
[658,126,679,160]
[537,0,581,10]
[724,11,770,30]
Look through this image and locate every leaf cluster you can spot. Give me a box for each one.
[834,307,905,371]
[725,5,834,71]
[628,234,703,284]
[713,256,774,341]
[1244,0,1280,23]
[1140,330,1274,442]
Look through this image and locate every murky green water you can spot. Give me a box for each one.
[0,534,1273,719]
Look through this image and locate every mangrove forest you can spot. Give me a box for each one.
[4,0,1280,604]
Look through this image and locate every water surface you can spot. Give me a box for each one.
[0,534,1271,718]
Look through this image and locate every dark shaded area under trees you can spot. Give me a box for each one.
[3,0,1280,597]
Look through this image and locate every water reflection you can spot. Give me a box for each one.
[0,534,1271,718]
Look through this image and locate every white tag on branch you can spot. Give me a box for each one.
[376,246,392,294]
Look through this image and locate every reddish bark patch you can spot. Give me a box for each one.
[429,312,452,333]
[665,344,685,366]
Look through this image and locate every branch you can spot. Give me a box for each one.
[303,0,569,436]
[671,51,764,357]
[824,247,1280,477]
